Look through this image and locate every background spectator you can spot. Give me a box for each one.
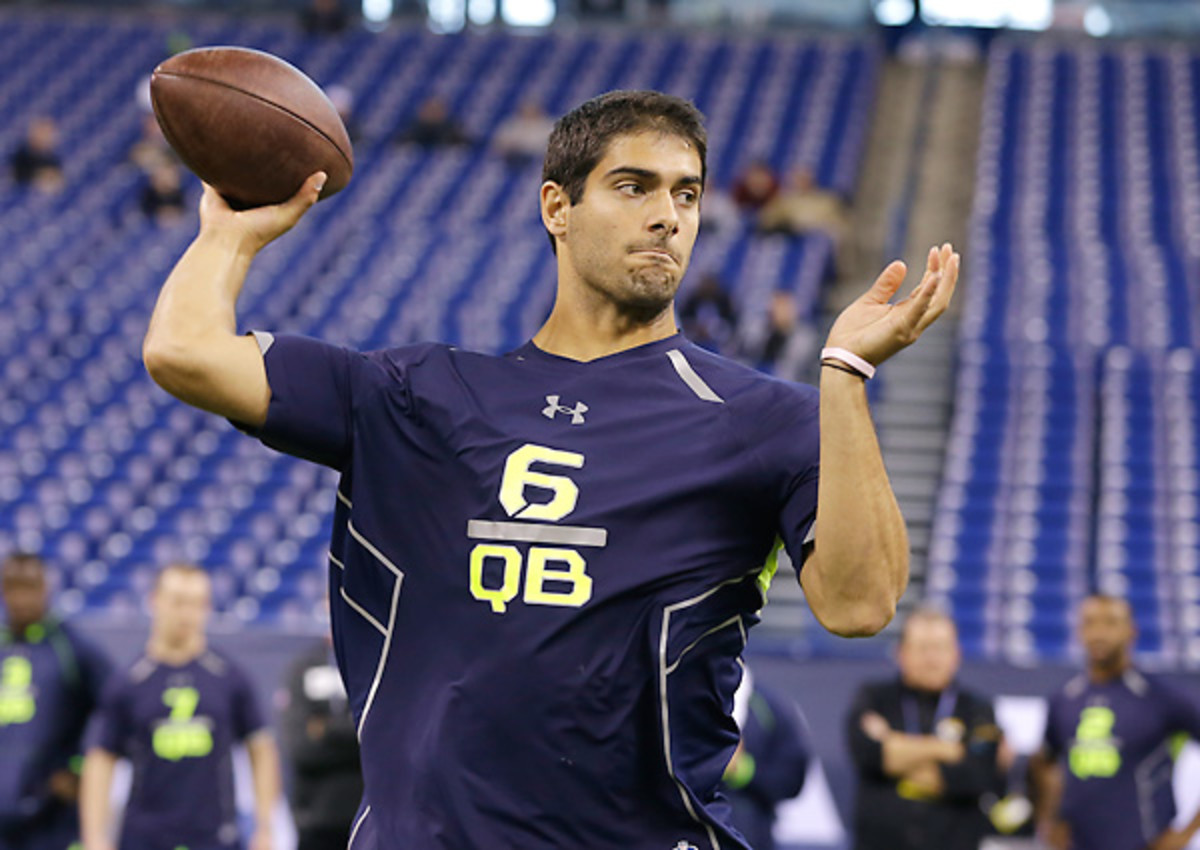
[10,117,63,194]
[0,552,111,850]
[759,167,849,241]
[492,101,555,163]
[723,666,812,850]
[1031,595,1200,850]
[679,273,738,353]
[846,609,1006,850]
[140,162,187,226]
[731,158,780,211]
[301,0,348,36]
[279,636,362,850]
[397,97,471,148]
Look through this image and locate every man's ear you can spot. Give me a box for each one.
[541,181,569,243]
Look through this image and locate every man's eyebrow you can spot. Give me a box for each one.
[603,167,704,187]
[603,166,659,181]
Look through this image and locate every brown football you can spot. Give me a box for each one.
[150,46,353,209]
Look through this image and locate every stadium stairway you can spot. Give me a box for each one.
[809,52,984,629]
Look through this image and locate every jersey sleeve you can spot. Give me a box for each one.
[1162,679,1200,741]
[230,662,267,741]
[235,333,405,470]
[748,382,820,565]
[1041,692,1063,759]
[73,631,114,713]
[87,677,132,757]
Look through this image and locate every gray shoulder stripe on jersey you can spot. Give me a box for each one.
[357,577,403,741]
[329,551,345,570]
[1124,669,1149,696]
[340,586,386,636]
[251,330,275,356]
[666,349,724,404]
[347,522,404,578]
[336,490,352,509]
[467,519,607,548]
[130,656,157,683]
[347,805,371,850]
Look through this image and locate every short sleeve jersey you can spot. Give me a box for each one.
[89,650,264,850]
[246,332,820,850]
[0,619,110,825]
[1043,670,1200,850]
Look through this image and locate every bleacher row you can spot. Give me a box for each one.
[927,41,1200,665]
[0,11,876,627]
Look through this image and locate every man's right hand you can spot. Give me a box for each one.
[1037,818,1071,850]
[199,171,326,256]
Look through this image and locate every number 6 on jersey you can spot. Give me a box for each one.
[468,444,604,614]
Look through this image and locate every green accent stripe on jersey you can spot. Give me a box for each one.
[756,538,784,601]
[1171,731,1189,760]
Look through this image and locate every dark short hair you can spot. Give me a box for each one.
[2,551,45,576]
[1082,593,1132,618]
[542,90,707,249]
[898,607,958,646]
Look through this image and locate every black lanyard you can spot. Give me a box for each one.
[900,686,958,736]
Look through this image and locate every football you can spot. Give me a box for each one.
[150,46,353,209]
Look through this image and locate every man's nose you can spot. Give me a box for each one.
[647,189,680,236]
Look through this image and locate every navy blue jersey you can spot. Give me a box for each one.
[0,618,110,833]
[244,332,820,850]
[1043,669,1200,850]
[89,650,265,850]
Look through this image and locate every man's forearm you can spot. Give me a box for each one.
[804,369,908,636]
[79,749,116,849]
[881,733,962,777]
[1030,750,1064,824]
[143,231,255,397]
[247,733,282,833]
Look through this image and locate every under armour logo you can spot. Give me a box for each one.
[672,843,699,850]
[542,395,588,425]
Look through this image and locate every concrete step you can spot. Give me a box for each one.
[881,428,953,453]
[875,403,952,428]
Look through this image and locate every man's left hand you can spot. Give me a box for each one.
[249,826,274,850]
[824,243,959,368]
[47,769,79,802]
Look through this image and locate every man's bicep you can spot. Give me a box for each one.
[147,331,271,426]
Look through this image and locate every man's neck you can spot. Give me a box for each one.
[7,619,47,641]
[147,636,206,666]
[534,301,677,362]
[534,268,679,361]
[1087,657,1130,684]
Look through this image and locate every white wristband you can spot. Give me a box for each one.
[820,347,876,379]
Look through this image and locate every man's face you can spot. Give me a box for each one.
[897,618,961,693]
[1,565,47,631]
[1078,597,1134,668]
[554,131,702,320]
[151,570,211,646]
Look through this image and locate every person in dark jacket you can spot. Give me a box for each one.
[723,667,810,850]
[0,552,111,850]
[846,608,1006,850]
[280,637,363,850]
